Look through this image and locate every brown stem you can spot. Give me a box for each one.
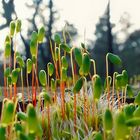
[3,55,7,97]
[112,73,116,111]
[74,93,77,132]
[9,85,12,99]
[26,72,30,101]
[32,65,35,105]
[106,55,110,108]
[60,82,65,120]
[13,83,17,101]
[21,69,25,111]
[47,104,51,140]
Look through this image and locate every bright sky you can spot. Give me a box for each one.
[0,0,140,47]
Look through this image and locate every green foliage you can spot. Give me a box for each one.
[93,132,103,140]
[123,104,135,120]
[134,92,140,105]
[126,85,134,98]
[103,108,113,133]
[114,111,130,140]
[1,100,15,127]
[0,126,6,140]
[27,104,43,137]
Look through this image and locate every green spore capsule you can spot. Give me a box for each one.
[103,108,113,133]
[47,62,54,76]
[30,40,37,56]
[93,75,103,102]
[82,53,91,76]
[1,100,14,127]
[61,56,68,69]
[74,47,82,67]
[51,78,56,92]
[16,56,25,68]
[16,19,22,33]
[39,70,47,86]
[122,70,128,86]
[31,31,38,42]
[55,47,59,61]
[38,26,45,43]
[26,58,33,74]
[115,74,123,90]
[60,43,71,53]
[107,53,122,65]
[5,43,11,58]
[11,69,19,84]
[10,21,15,37]
[62,67,67,82]
[54,33,61,44]
[73,77,84,93]
[4,67,11,77]
[5,35,11,44]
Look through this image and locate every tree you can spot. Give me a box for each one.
[119,30,140,77]
[0,0,17,29]
[90,1,115,78]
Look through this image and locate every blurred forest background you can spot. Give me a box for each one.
[0,0,140,84]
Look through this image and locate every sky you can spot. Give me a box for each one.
[0,0,140,47]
